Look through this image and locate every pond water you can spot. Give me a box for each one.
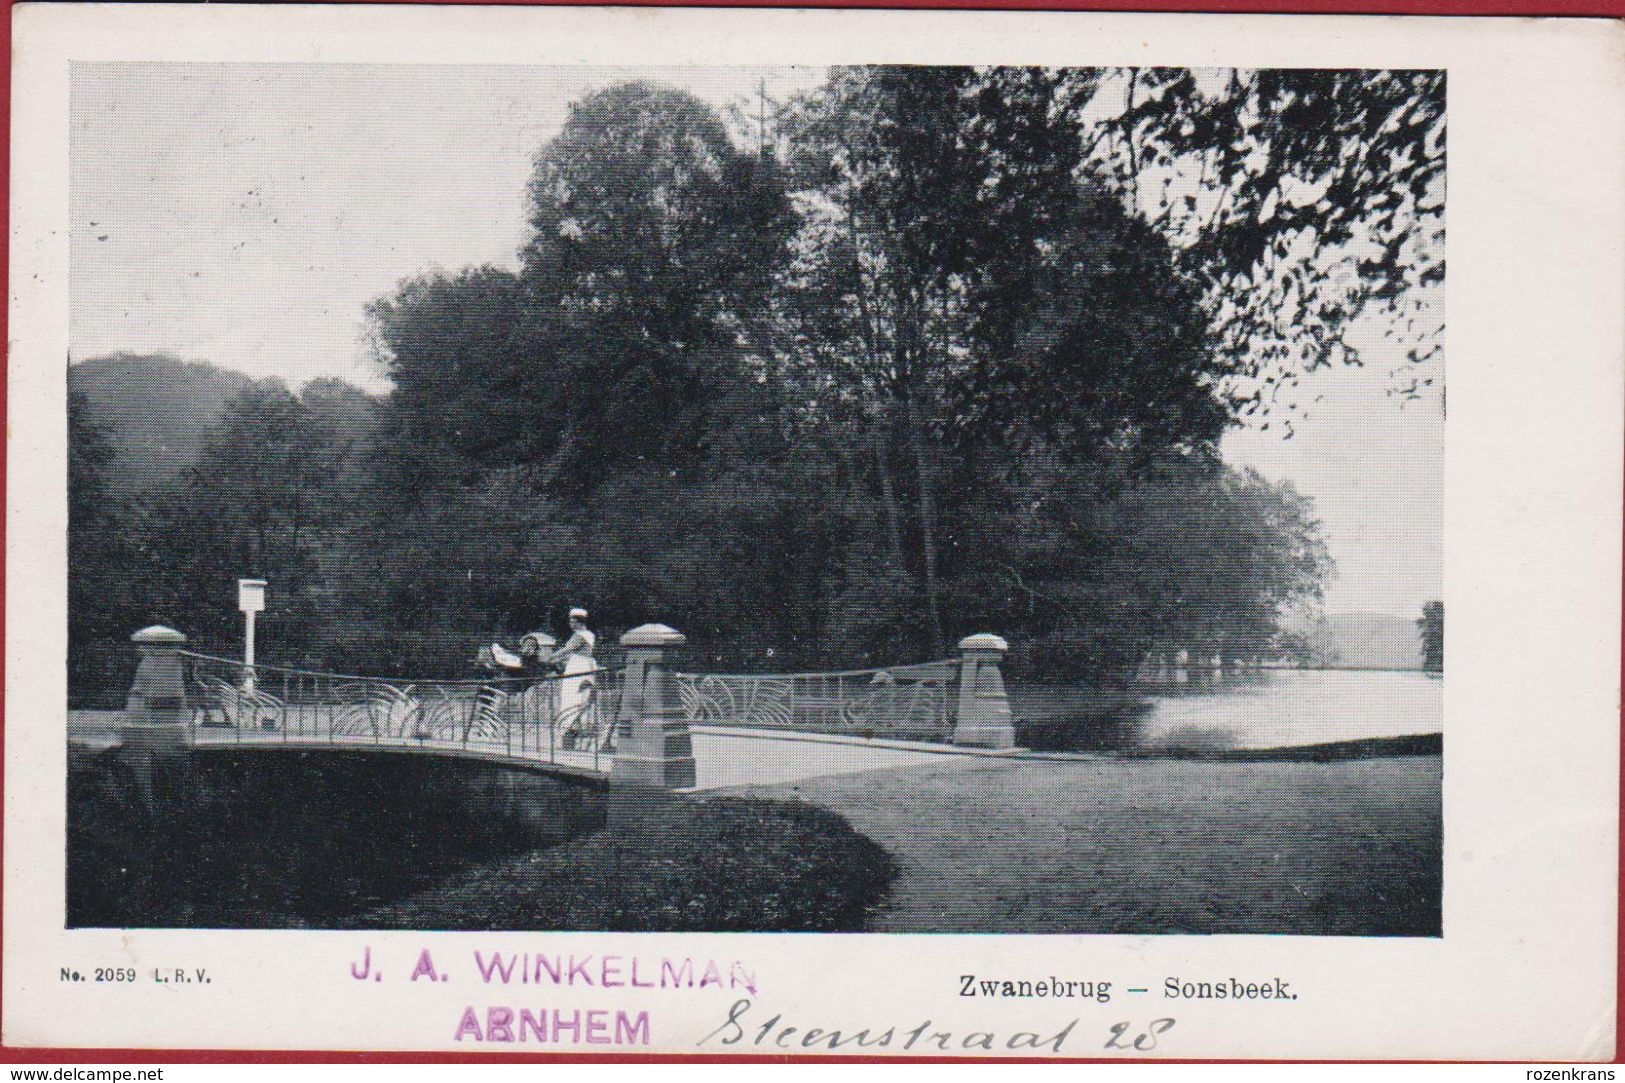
[1011,669,1443,753]
[67,749,605,928]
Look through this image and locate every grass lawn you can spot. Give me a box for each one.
[737,753,1442,936]
[348,795,896,932]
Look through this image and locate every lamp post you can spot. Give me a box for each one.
[237,578,266,691]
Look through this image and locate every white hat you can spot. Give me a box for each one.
[569,607,588,620]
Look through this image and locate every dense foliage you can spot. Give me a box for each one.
[60,65,1448,701]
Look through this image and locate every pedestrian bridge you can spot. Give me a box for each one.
[111,624,1021,792]
[180,648,621,782]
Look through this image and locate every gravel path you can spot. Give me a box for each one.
[732,754,1441,936]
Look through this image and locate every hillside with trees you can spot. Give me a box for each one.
[1308,612,1428,670]
[68,354,254,494]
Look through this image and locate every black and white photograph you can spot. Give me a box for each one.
[8,3,1621,1061]
[64,58,1446,937]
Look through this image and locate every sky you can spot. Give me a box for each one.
[68,62,1443,620]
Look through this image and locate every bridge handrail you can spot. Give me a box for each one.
[175,648,615,687]
[673,658,959,681]
[674,659,963,742]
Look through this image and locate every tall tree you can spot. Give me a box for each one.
[68,388,117,531]
[357,83,812,672]
[519,80,795,488]
[1073,67,1445,408]
[68,388,138,701]
[779,66,1232,650]
[1417,600,1444,673]
[367,267,539,490]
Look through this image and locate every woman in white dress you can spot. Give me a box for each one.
[550,608,598,748]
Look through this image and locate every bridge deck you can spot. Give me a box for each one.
[186,727,612,782]
[688,725,1021,790]
[72,714,1023,790]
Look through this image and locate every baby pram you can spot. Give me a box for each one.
[479,639,604,753]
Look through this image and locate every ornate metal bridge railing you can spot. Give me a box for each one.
[176,650,623,773]
[675,660,960,743]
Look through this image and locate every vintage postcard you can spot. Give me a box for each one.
[4,2,1622,1061]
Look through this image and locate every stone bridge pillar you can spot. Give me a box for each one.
[120,625,193,808]
[953,633,1016,750]
[123,626,191,752]
[610,624,696,791]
